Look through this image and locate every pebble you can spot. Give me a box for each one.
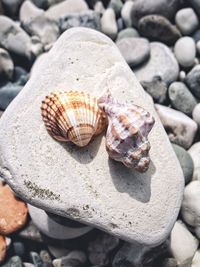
[18,220,43,242]
[117,17,124,31]
[121,1,134,27]
[0,82,23,110]
[6,237,11,250]
[0,184,27,234]
[0,235,6,263]
[179,70,186,82]
[45,0,89,21]
[162,258,178,267]
[94,1,105,15]
[186,65,200,98]
[172,144,194,185]
[13,242,25,258]
[130,0,179,27]
[181,181,200,239]
[168,82,197,115]
[60,11,101,32]
[190,0,200,17]
[116,27,139,41]
[13,66,29,86]
[192,103,200,128]
[23,263,34,267]
[192,249,200,267]
[2,0,23,18]
[192,29,200,42]
[30,252,43,267]
[52,251,87,267]
[170,221,199,265]
[101,8,117,40]
[40,250,52,265]
[140,76,167,104]
[0,48,14,80]
[138,15,181,45]
[20,1,59,46]
[116,37,150,67]
[174,37,196,67]
[188,142,200,181]
[3,256,23,267]
[155,104,198,149]
[134,42,179,85]
[0,15,42,61]
[175,8,199,35]
[47,245,70,259]
[108,0,123,17]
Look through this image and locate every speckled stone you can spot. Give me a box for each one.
[0,28,184,246]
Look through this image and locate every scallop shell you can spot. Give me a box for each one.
[98,90,155,172]
[41,90,107,147]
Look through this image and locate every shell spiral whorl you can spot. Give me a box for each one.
[98,90,155,172]
[41,90,107,147]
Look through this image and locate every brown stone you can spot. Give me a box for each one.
[0,184,28,234]
[0,235,6,263]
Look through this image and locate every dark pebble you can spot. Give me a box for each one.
[0,82,23,110]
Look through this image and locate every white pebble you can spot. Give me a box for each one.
[101,8,117,40]
[175,8,199,35]
[121,1,134,27]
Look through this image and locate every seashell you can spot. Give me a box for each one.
[98,90,155,172]
[41,90,107,147]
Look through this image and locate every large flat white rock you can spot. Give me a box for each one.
[0,28,184,246]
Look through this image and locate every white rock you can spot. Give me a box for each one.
[181,181,200,239]
[174,37,196,67]
[101,8,117,40]
[19,0,44,23]
[94,1,105,14]
[175,8,199,35]
[0,28,184,246]
[188,143,200,181]
[0,48,14,80]
[170,221,199,264]
[192,103,200,128]
[46,0,88,21]
[192,249,200,267]
[28,204,92,239]
[155,104,198,149]
[121,1,134,27]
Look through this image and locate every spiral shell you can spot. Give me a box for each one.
[41,90,107,147]
[98,90,155,172]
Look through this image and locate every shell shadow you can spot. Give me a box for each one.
[108,158,156,203]
[58,132,104,164]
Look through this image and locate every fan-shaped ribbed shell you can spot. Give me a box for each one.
[98,90,155,172]
[41,90,107,147]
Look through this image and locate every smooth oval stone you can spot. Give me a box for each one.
[134,42,179,85]
[188,142,200,181]
[186,65,200,98]
[116,27,139,41]
[168,82,197,115]
[121,1,134,27]
[192,103,200,128]
[174,37,196,67]
[101,8,117,40]
[138,15,181,45]
[175,8,199,35]
[116,37,150,67]
[0,28,184,246]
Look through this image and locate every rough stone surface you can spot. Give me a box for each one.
[134,42,179,85]
[155,104,198,149]
[0,48,14,80]
[116,27,139,41]
[175,8,199,35]
[28,204,92,239]
[186,65,200,99]
[170,221,199,265]
[192,103,200,128]
[130,0,179,27]
[174,37,196,67]
[101,8,117,40]
[188,142,200,181]
[168,82,197,116]
[0,28,184,246]
[0,183,28,235]
[116,37,150,67]
[138,15,181,45]
[181,181,200,239]
[172,144,194,185]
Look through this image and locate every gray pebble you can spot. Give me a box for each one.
[2,0,23,17]
[109,0,123,17]
[116,37,150,67]
[47,245,70,259]
[117,17,124,31]
[30,252,43,267]
[53,251,87,267]
[3,256,23,267]
[192,103,200,128]
[60,11,101,32]
[155,104,198,149]
[101,8,117,40]
[134,42,179,85]
[13,242,25,258]
[190,0,200,17]
[138,15,181,45]
[13,66,29,86]
[162,258,178,267]
[175,8,199,35]
[192,29,200,42]
[40,250,52,265]
[168,82,197,115]
[23,263,34,267]
[174,37,196,67]
[0,82,22,110]
[121,1,134,27]
[140,76,167,104]
[116,27,139,41]
[186,64,200,98]
[172,143,194,185]
[0,48,14,80]
[18,220,43,242]
[94,1,105,15]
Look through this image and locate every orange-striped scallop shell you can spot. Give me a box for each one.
[41,90,107,147]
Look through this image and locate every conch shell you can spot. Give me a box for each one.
[98,90,155,172]
[41,90,107,147]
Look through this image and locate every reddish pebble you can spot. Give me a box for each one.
[0,235,6,263]
[0,183,28,234]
